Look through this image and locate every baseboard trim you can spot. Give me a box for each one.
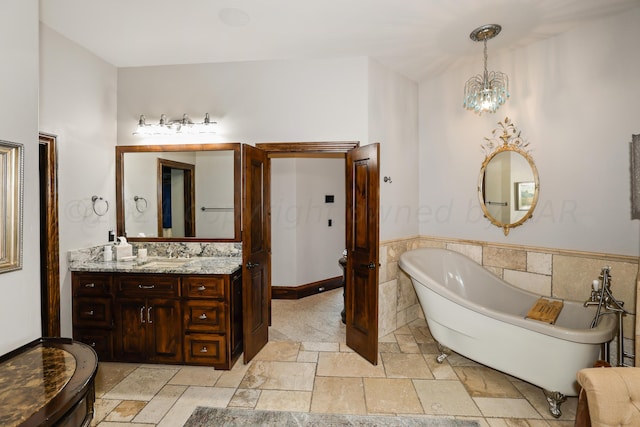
[272,276,343,299]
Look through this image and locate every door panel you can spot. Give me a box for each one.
[242,145,270,363]
[115,299,147,361]
[148,298,182,363]
[345,143,380,365]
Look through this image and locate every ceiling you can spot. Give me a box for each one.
[39,0,640,82]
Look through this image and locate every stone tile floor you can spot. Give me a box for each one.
[92,289,578,426]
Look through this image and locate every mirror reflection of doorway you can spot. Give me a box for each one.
[157,159,195,237]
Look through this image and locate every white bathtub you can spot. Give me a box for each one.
[398,247,617,416]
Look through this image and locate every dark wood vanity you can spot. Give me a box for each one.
[72,268,243,370]
[0,338,98,426]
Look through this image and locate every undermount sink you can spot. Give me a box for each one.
[137,259,191,269]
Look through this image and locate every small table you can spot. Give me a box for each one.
[0,338,98,427]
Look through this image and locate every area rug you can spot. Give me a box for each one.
[184,407,480,426]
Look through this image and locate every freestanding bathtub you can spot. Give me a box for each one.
[398,247,617,417]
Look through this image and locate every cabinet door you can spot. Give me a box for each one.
[148,298,183,363]
[114,298,148,361]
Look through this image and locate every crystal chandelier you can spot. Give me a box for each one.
[463,24,509,114]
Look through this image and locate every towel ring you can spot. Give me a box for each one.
[91,195,109,216]
[134,196,148,213]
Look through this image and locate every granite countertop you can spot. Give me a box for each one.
[69,256,242,275]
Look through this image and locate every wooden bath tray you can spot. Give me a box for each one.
[526,298,563,324]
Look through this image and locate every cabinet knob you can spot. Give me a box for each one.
[85,310,94,316]
[84,283,95,288]
[138,284,155,289]
[90,342,96,347]
[197,285,206,291]
[200,346,208,353]
[198,313,208,320]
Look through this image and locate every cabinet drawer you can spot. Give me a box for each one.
[116,275,179,297]
[73,328,112,361]
[73,273,112,296]
[182,276,226,298]
[183,300,226,332]
[73,297,112,328]
[184,334,227,366]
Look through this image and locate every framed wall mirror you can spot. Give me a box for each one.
[116,143,241,242]
[478,118,539,235]
[0,140,23,272]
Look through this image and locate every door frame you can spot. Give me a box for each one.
[256,141,380,361]
[39,133,61,337]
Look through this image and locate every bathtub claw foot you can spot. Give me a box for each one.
[436,343,449,363]
[543,390,566,418]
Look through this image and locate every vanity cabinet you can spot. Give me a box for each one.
[72,272,114,360]
[71,268,242,369]
[182,272,242,367]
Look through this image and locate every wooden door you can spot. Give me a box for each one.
[345,143,380,364]
[148,298,182,363]
[242,145,270,363]
[114,298,148,361]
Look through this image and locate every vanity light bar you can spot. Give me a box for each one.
[134,113,217,135]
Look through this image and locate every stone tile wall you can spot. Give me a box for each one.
[379,236,639,367]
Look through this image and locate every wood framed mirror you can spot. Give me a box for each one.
[116,143,241,242]
[478,118,539,235]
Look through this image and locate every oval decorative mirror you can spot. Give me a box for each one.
[478,118,539,235]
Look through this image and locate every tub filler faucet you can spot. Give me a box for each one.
[585,266,635,366]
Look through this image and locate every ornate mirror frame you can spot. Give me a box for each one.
[478,118,539,236]
[0,140,23,272]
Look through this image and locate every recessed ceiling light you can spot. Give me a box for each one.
[219,8,250,27]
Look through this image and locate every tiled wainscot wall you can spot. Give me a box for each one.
[379,236,639,367]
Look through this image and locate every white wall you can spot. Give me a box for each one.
[419,9,640,256]
[117,58,369,146]
[271,159,298,285]
[117,57,372,287]
[0,0,41,355]
[194,150,235,238]
[39,24,118,338]
[368,59,419,241]
[271,158,345,287]
[295,159,345,283]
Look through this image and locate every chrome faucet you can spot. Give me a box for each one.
[585,266,634,366]
[584,266,623,312]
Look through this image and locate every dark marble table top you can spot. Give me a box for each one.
[0,339,97,427]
